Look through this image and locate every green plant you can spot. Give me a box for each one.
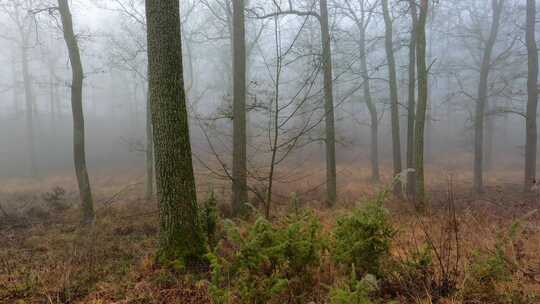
[330,265,376,304]
[207,211,325,304]
[331,198,395,277]
[201,190,219,249]
[461,246,513,303]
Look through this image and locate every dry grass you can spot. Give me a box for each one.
[1,165,539,303]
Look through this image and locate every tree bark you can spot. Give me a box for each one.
[232,0,248,215]
[320,0,337,205]
[473,0,503,194]
[357,4,380,182]
[407,0,418,200]
[414,0,428,208]
[145,0,206,264]
[525,0,538,192]
[58,0,95,224]
[382,0,402,198]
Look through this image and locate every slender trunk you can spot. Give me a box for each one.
[145,88,154,201]
[358,11,380,182]
[145,0,206,263]
[49,64,56,134]
[474,0,503,194]
[525,0,538,192]
[407,0,417,200]
[382,0,402,198]
[415,0,428,208]
[58,0,95,224]
[266,17,281,218]
[320,0,337,205]
[20,44,37,177]
[485,110,494,170]
[12,53,19,118]
[232,0,248,215]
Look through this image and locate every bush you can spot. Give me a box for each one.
[330,266,377,304]
[331,199,395,277]
[207,211,325,304]
[461,246,514,303]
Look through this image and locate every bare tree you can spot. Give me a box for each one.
[407,0,417,199]
[232,0,248,215]
[414,0,428,207]
[382,0,403,198]
[524,0,538,192]
[473,0,504,194]
[57,0,95,224]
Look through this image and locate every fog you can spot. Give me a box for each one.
[0,0,532,185]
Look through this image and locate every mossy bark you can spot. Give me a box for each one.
[145,0,206,264]
[382,0,403,199]
[232,0,248,215]
[414,0,428,207]
[320,0,337,205]
[525,0,538,192]
[58,0,95,224]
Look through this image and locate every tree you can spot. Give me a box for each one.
[145,0,206,263]
[0,1,38,177]
[339,0,380,182]
[381,0,402,198]
[473,0,504,194]
[57,0,95,224]
[524,0,538,192]
[407,0,417,199]
[320,0,337,204]
[414,0,428,207]
[232,0,248,215]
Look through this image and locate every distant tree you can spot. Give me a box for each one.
[0,1,38,177]
[145,0,206,263]
[473,0,504,194]
[407,0,417,199]
[57,0,95,224]
[381,0,402,198]
[414,0,428,208]
[232,0,248,215]
[524,0,538,192]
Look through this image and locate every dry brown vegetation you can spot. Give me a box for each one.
[1,165,539,303]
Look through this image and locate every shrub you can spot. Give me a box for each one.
[331,199,395,277]
[330,266,377,304]
[460,247,513,303]
[207,211,325,304]
[200,190,219,249]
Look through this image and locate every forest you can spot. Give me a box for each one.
[0,0,539,303]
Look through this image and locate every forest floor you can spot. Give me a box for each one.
[0,165,539,303]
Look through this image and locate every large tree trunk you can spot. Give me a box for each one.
[58,0,95,224]
[407,0,417,200]
[358,8,380,182]
[525,0,538,192]
[382,0,402,198]
[414,0,428,208]
[145,0,206,263]
[232,0,248,215]
[473,0,503,194]
[320,0,337,204]
[20,44,37,177]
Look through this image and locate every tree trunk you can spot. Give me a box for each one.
[382,0,402,198]
[525,0,538,192]
[414,0,428,208]
[145,0,206,264]
[58,0,95,224]
[232,0,248,215]
[473,0,503,194]
[358,9,380,182]
[407,0,417,200]
[20,44,37,177]
[320,0,337,205]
